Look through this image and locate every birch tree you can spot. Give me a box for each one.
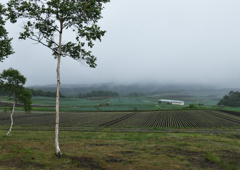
[0,68,32,136]
[7,0,109,156]
[0,3,14,62]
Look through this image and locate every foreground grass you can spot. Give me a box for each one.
[0,129,240,170]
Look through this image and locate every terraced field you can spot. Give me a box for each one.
[0,110,240,128]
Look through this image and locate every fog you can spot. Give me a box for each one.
[1,0,240,88]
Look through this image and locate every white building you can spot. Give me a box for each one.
[158,99,184,106]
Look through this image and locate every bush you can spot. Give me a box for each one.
[154,105,161,110]
[189,104,196,109]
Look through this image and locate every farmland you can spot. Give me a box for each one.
[0,110,240,129]
[0,96,160,111]
[2,87,238,112]
[1,97,240,170]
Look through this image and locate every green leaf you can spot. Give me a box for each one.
[0,68,32,114]
[6,0,110,67]
[0,3,14,62]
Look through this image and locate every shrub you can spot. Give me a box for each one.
[189,104,197,109]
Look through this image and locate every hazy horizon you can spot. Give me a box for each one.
[27,82,240,90]
[1,0,240,88]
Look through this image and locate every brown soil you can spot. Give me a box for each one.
[105,156,123,163]
[85,143,123,147]
[0,101,23,107]
[69,156,106,169]
[0,101,56,108]
[0,113,55,121]
[219,110,240,117]
[1,159,45,169]
[166,147,220,170]
[116,151,137,157]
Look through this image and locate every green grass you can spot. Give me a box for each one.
[0,129,240,170]
[2,92,240,112]
[205,152,221,163]
[218,106,240,112]
[0,91,228,112]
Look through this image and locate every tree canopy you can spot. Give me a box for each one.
[7,0,109,67]
[26,88,66,98]
[0,3,14,62]
[0,68,32,113]
[218,91,240,107]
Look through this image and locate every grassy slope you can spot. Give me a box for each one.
[0,129,240,170]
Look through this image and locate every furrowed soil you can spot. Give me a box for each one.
[0,129,240,170]
[1,110,240,128]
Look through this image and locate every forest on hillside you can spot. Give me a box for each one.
[77,90,119,98]
[28,84,218,96]
[26,88,66,98]
[218,91,240,107]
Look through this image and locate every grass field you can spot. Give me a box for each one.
[0,129,240,170]
[0,109,240,170]
[218,107,240,113]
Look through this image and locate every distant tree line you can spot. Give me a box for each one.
[218,91,240,107]
[126,92,147,97]
[27,84,189,96]
[77,90,119,98]
[26,88,66,98]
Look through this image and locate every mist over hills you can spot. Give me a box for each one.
[27,83,240,97]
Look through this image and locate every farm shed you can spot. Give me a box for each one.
[158,99,184,106]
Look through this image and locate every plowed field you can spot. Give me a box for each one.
[0,110,240,128]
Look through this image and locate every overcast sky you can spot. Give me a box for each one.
[1,0,240,88]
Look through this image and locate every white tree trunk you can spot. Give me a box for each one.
[6,95,15,136]
[55,21,63,157]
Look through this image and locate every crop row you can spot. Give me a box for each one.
[101,110,240,128]
[218,110,240,118]
[0,111,130,126]
[0,110,240,128]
